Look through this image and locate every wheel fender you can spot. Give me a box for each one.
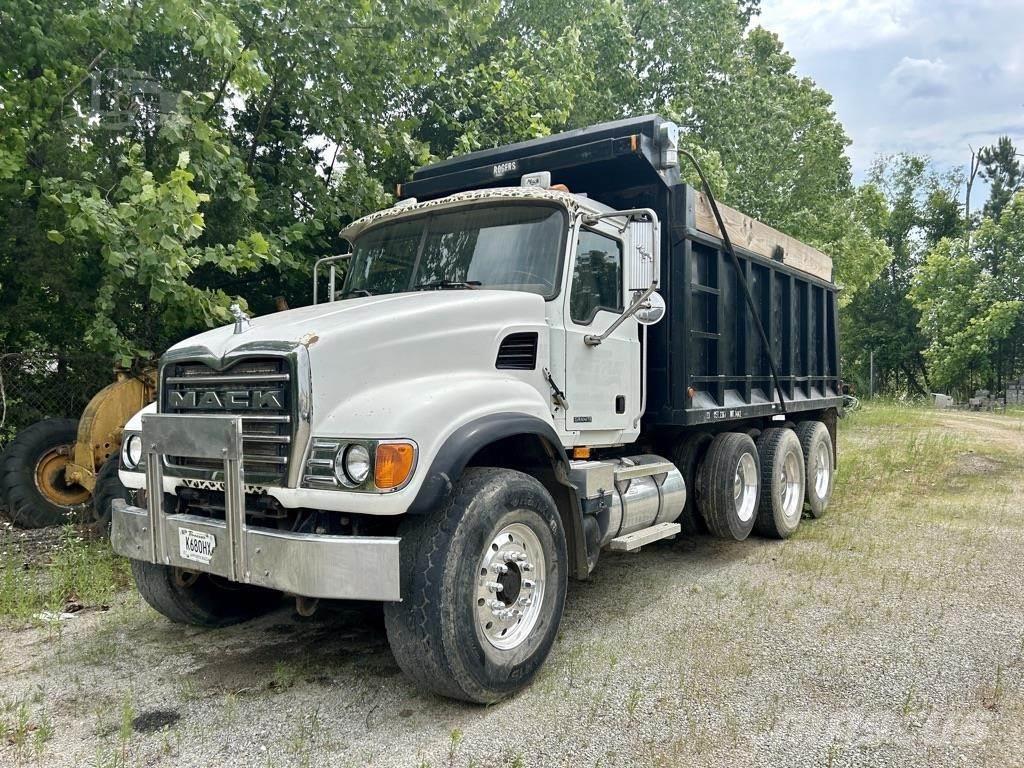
[407,412,589,580]
[407,412,567,515]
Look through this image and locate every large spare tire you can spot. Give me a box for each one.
[0,418,91,528]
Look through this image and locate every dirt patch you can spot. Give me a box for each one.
[954,452,1003,476]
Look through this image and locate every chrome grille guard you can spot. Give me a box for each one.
[110,413,401,601]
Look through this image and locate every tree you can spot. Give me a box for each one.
[0,0,485,362]
[840,155,964,396]
[0,0,869,378]
[911,194,1024,396]
[978,136,1022,221]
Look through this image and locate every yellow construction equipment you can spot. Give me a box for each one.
[1,368,155,531]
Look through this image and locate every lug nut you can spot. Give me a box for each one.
[492,563,509,574]
[502,551,519,563]
[517,597,533,607]
[486,581,503,593]
[489,599,504,611]
[521,563,534,572]
[523,579,536,590]
[515,552,528,562]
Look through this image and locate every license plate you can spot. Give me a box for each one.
[179,527,216,564]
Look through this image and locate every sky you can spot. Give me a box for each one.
[756,0,1024,186]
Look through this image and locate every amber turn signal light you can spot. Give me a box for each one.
[375,442,416,490]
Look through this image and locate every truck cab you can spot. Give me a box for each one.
[112,115,841,704]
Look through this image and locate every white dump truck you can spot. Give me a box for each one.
[112,115,843,703]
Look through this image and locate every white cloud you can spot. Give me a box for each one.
[757,0,914,53]
[885,57,951,100]
[757,0,1024,182]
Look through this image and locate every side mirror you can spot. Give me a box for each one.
[635,291,666,326]
[584,283,663,346]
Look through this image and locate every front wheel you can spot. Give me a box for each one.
[131,560,274,628]
[384,467,568,703]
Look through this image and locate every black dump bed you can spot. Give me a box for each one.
[401,115,843,428]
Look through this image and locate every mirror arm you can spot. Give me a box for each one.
[584,282,658,347]
[582,208,656,233]
[313,252,353,304]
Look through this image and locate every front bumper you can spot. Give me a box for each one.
[110,413,401,601]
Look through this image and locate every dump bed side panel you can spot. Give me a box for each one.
[645,185,842,428]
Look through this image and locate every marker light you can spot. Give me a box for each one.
[375,442,417,490]
[521,171,552,189]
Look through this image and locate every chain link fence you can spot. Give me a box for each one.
[0,352,115,453]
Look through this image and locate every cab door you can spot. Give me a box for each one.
[562,223,641,443]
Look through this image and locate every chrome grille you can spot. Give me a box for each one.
[161,358,293,485]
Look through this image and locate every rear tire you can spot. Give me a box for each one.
[795,421,834,518]
[670,433,712,535]
[1,419,91,528]
[754,428,806,539]
[384,467,568,703]
[131,560,273,628]
[696,432,760,541]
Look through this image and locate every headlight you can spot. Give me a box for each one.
[337,443,371,486]
[306,437,417,491]
[122,433,143,470]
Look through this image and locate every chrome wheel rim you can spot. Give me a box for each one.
[814,442,831,499]
[780,449,803,522]
[474,523,546,651]
[734,453,758,523]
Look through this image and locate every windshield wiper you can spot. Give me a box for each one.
[342,288,373,298]
[414,279,481,291]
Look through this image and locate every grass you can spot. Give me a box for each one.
[0,525,131,622]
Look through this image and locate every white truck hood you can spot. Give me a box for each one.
[165,289,552,438]
[169,290,545,360]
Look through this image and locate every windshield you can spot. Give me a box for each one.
[342,204,566,299]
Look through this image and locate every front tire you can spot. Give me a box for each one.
[384,467,568,703]
[131,560,273,628]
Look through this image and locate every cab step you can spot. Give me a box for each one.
[609,522,681,552]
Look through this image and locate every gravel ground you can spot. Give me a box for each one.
[1,406,1023,767]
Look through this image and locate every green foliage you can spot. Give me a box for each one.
[7,0,1011,405]
[978,136,1023,221]
[911,193,1024,396]
[840,154,966,395]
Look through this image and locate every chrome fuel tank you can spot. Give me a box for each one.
[569,455,686,548]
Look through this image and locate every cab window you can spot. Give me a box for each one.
[570,229,623,324]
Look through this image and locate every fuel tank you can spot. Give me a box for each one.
[569,455,686,548]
